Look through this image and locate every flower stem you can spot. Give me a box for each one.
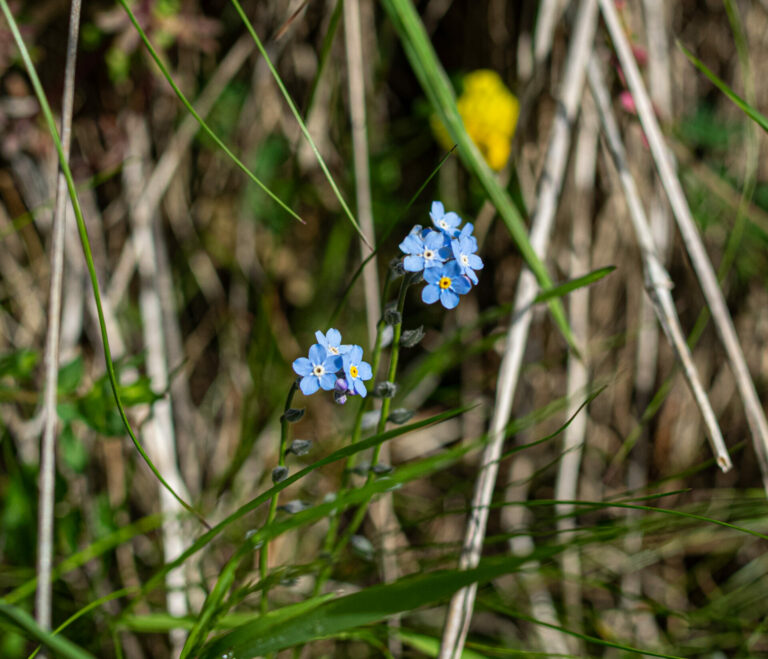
[260,379,298,614]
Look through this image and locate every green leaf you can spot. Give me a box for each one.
[60,424,88,473]
[0,600,95,659]
[397,629,487,658]
[533,266,616,304]
[0,348,38,380]
[679,41,768,133]
[200,551,559,658]
[57,356,84,394]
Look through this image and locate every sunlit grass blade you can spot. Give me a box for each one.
[199,550,560,658]
[533,266,615,304]
[229,0,370,247]
[0,0,209,527]
[397,629,487,658]
[678,41,768,133]
[119,406,470,613]
[115,0,303,224]
[0,600,95,659]
[381,0,576,351]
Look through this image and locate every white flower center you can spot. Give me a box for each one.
[461,254,470,266]
[423,249,435,260]
[440,220,449,230]
[328,346,339,355]
[313,364,325,377]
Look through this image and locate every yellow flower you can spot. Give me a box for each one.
[432,69,519,171]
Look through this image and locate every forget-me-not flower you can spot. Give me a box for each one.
[430,201,462,237]
[451,227,483,285]
[315,328,352,356]
[342,345,373,397]
[422,260,471,309]
[292,345,342,395]
[399,229,448,272]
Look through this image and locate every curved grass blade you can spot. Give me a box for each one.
[199,550,560,658]
[481,599,684,659]
[678,41,768,133]
[0,0,209,528]
[381,0,576,351]
[120,406,469,613]
[229,0,369,246]
[533,266,615,304]
[0,600,95,659]
[302,0,343,119]
[115,0,303,224]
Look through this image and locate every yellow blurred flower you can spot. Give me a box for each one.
[431,69,519,171]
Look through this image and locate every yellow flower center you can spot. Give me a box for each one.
[439,276,452,290]
[349,365,359,379]
[328,346,339,355]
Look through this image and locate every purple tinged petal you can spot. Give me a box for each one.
[300,375,320,395]
[335,378,349,392]
[292,357,313,376]
[440,289,460,309]
[319,372,337,390]
[403,255,424,272]
[308,344,326,364]
[422,284,440,304]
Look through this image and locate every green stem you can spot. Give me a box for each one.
[260,380,298,614]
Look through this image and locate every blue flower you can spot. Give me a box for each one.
[451,227,483,285]
[429,201,462,237]
[342,345,373,397]
[399,229,448,272]
[292,344,343,395]
[315,328,352,356]
[422,261,472,309]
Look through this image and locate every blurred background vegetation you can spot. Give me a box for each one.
[2,0,768,657]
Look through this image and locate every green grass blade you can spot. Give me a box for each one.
[121,406,470,612]
[0,600,95,659]
[116,0,303,224]
[199,550,560,658]
[533,266,616,304]
[229,0,370,246]
[381,0,576,351]
[678,41,768,133]
[0,0,208,527]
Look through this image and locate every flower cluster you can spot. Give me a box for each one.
[398,201,483,309]
[431,69,519,171]
[292,329,372,401]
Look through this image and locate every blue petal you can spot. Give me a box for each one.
[399,234,422,254]
[338,344,353,354]
[354,379,367,397]
[424,230,445,249]
[403,255,424,272]
[357,360,373,380]
[440,289,460,309]
[443,211,462,228]
[468,254,483,269]
[422,284,440,304]
[324,354,343,372]
[300,375,320,395]
[460,222,475,238]
[430,201,445,220]
[423,267,442,284]
[315,330,327,346]
[292,357,313,376]
[444,261,462,278]
[326,328,341,346]
[453,276,472,294]
[424,258,444,269]
[350,345,364,363]
[308,344,327,364]
[466,269,479,285]
[319,372,337,390]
